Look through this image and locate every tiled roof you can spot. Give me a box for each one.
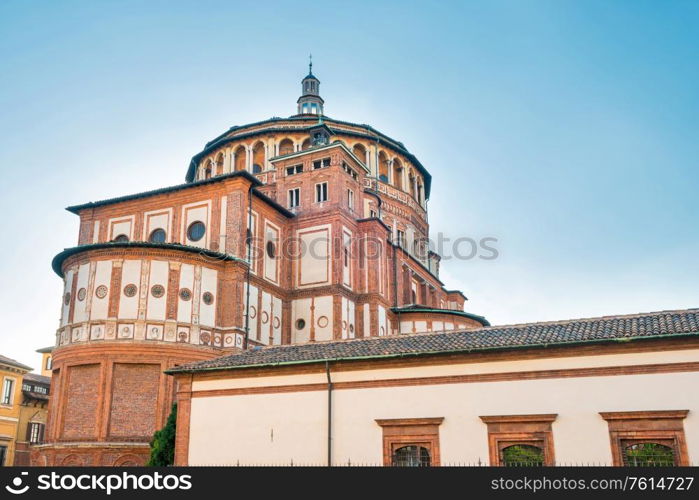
[23,373,51,385]
[0,354,32,372]
[168,308,699,374]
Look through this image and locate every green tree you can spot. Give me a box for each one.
[147,402,177,466]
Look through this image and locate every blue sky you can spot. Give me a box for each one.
[1,0,697,367]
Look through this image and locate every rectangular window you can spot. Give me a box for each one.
[2,378,14,405]
[376,418,443,466]
[315,182,328,202]
[22,384,31,392]
[396,230,405,248]
[28,422,44,444]
[45,357,52,370]
[286,164,303,176]
[347,189,354,210]
[600,410,689,466]
[0,446,6,466]
[369,209,377,218]
[288,188,300,208]
[313,158,331,169]
[480,414,557,466]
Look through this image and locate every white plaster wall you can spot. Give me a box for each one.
[313,296,333,342]
[272,296,282,345]
[177,264,194,323]
[144,211,170,241]
[260,291,272,345]
[146,260,168,321]
[199,267,217,327]
[377,305,387,336]
[72,263,90,323]
[90,260,112,321]
[188,349,699,466]
[60,269,74,326]
[245,284,259,342]
[109,217,133,241]
[363,304,370,338]
[341,297,355,339]
[298,226,330,287]
[182,203,210,248]
[263,223,279,284]
[118,260,142,319]
[292,298,311,343]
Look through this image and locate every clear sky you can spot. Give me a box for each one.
[0,0,697,368]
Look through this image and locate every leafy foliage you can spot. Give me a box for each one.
[501,444,544,466]
[147,403,177,466]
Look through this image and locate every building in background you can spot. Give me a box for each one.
[14,370,50,466]
[0,355,32,466]
[37,65,486,466]
[36,347,53,378]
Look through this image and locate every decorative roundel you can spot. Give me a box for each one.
[249,306,257,319]
[179,288,192,301]
[342,320,348,330]
[266,241,276,259]
[77,288,87,302]
[202,292,214,305]
[261,311,269,324]
[95,285,109,299]
[178,331,188,342]
[349,324,355,334]
[200,332,211,345]
[225,336,233,345]
[123,284,138,297]
[273,316,281,329]
[187,221,206,242]
[296,318,306,330]
[380,326,386,336]
[317,316,329,328]
[151,285,165,298]
[63,292,71,306]
[149,327,160,339]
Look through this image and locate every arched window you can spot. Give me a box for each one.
[252,142,265,173]
[201,159,213,180]
[393,158,403,190]
[113,234,129,243]
[378,151,389,183]
[392,445,431,467]
[623,443,675,467]
[278,138,294,156]
[352,143,367,165]
[408,171,416,199]
[301,138,312,151]
[500,444,545,466]
[215,153,224,176]
[234,145,246,172]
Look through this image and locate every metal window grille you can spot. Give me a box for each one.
[392,446,431,467]
[623,443,676,467]
[500,444,545,467]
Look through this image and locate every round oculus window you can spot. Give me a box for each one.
[77,288,87,301]
[123,284,138,297]
[149,228,166,244]
[296,319,306,330]
[151,285,165,298]
[95,285,109,299]
[187,221,206,242]
[202,292,214,305]
[63,292,71,306]
[179,288,192,301]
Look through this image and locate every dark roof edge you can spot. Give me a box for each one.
[66,171,261,214]
[0,357,33,372]
[35,346,54,354]
[391,306,490,327]
[165,331,699,375]
[51,242,248,278]
[189,117,432,197]
[252,189,295,218]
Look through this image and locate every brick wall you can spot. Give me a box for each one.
[62,364,100,439]
[109,363,160,438]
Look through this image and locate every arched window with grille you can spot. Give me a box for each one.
[623,442,676,467]
[500,444,545,466]
[392,445,431,467]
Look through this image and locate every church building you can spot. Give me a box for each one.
[35,63,489,466]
